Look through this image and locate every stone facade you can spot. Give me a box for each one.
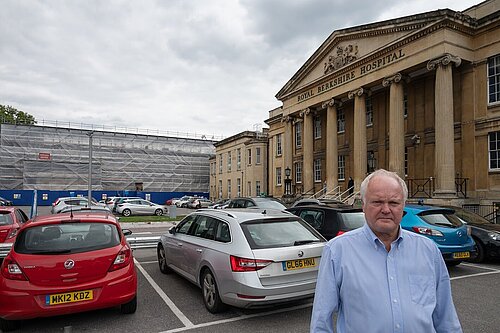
[264,0,500,206]
[209,130,268,201]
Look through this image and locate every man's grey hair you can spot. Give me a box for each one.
[359,169,408,202]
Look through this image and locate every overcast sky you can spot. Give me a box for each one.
[0,0,481,139]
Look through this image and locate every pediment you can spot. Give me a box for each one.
[275,9,475,101]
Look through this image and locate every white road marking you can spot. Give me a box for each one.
[159,302,313,333]
[134,259,195,328]
[131,232,153,235]
[139,260,158,265]
[460,262,500,271]
[451,270,500,280]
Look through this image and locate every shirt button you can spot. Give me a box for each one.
[390,276,394,280]
[393,299,398,303]
[396,324,401,329]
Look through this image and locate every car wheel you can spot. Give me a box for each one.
[0,318,18,332]
[120,295,137,314]
[155,209,163,216]
[469,238,485,263]
[157,244,171,274]
[122,209,131,217]
[202,269,226,313]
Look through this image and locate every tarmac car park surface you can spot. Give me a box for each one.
[4,221,500,333]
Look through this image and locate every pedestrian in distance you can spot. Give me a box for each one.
[310,168,462,333]
[347,177,354,195]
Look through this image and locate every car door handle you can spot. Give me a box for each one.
[196,249,203,253]
[177,242,183,246]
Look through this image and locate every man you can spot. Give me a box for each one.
[310,169,462,333]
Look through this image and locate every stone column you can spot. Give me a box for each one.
[427,53,461,198]
[382,73,405,179]
[348,88,367,191]
[301,108,314,195]
[322,98,341,193]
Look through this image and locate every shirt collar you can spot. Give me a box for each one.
[362,223,404,250]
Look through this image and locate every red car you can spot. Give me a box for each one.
[0,212,137,331]
[0,207,29,244]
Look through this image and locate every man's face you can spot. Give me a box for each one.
[362,175,405,238]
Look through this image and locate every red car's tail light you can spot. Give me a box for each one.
[1,256,28,281]
[412,227,444,237]
[6,228,18,240]
[109,244,132,272]
[230,255,273,272]
[336,230,345,236]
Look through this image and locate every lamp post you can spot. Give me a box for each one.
[284,166,292,196]
[87,131,95,207]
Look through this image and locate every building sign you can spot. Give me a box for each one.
[297,48,405,103]
[38,152,51,160]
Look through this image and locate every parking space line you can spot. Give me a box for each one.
[450,270,500,281]
[460,262,500,271]
[138,260,157,265]
[134,259,195,328]
[159,302,313,333]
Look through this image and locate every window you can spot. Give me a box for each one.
[404,90,408,118]
[314,159,321,182]
[227,151,232,172]
[276,134,282,156]
[489,131,500,170]
[247,149,252,165]
[295,162,302,183]
[314,116,321,139]
[218,180,222,198]
[295,123,302,148]
[366,97,373,126]
[227,180,232,197]
[276,167,282,186]
[215,222,231,243]
[405,147,408,177]
[488,55,500,104]
[256,181,261,196]
[338,108,345,133]
[191,216,218,240]
[237,148,241,170]
[256,147,261,164]
[237,178,241,197]
[367,151,376,173]
[338,155,345,180]
[219,154,223,174]
[177,215,197,234]
[247,181,252,196]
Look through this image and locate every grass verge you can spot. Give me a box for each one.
[118,215,185,223]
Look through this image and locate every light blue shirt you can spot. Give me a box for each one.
[310,223,462,333]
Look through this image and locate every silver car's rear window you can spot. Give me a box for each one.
[0,212,13,225]
[340,212,366,229]
[15,223,121,254]
[241,218,323,249]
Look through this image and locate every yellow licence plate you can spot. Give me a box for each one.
[282,257,317,271]
[45,290,93,305]
[453,251,470,259]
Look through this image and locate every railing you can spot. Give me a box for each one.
[406,177,468,199]
[462,204,498,224]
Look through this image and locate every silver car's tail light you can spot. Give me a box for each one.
[230,255,273,272]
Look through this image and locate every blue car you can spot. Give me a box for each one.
[401,204,475,266]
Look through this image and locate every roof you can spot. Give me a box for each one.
[195,208,295,223]
[30,212,118,225]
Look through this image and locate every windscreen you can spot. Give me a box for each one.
[0,212,13,226]
[15,223,121,254]
[241,218,323,249]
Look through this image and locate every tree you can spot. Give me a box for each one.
[0,104,37,125]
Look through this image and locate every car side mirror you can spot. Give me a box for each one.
[169,226,176,234]
[122,229,132,236]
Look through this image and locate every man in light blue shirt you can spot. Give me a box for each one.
[310,169,462,333]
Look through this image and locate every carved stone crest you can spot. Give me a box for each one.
[324,44,359,74]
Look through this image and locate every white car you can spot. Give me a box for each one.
[175,196,195,208]
[116,199,168,217]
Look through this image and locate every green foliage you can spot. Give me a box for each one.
[0,104,37,125]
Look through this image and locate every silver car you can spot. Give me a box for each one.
[116,199,168,217]
[157,209,326,313]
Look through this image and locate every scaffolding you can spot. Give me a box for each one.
[0,123,215,192]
